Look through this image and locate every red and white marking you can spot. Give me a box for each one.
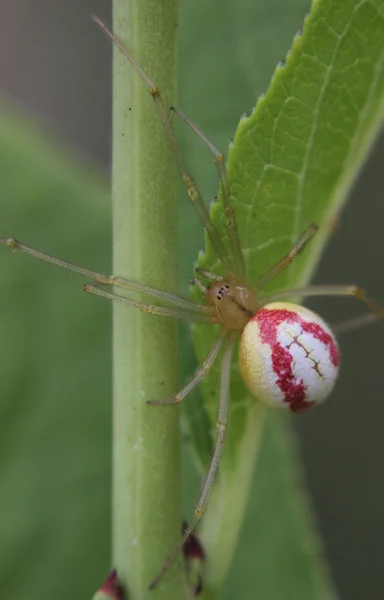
[239,302,339,412]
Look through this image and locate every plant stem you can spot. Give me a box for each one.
[111,1,184,599]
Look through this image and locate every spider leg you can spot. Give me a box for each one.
[84,284,216,323]
[92,17,233,274]
[170,105,245,280]
[148,337,235,590]
[147,329,227,405]
[262,284,382,312]
[255,224,318,290]
[262,284,384,332]
[333,312,381,334]
[0,238,212,316]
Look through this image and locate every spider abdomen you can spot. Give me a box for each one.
[239,302,339,413]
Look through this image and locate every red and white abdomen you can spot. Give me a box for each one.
[239,302,339,413]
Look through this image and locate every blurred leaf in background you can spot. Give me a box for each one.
[0,109,111,598]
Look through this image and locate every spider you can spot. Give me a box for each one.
[1,17,382,591]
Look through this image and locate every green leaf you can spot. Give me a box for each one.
[0,107,112,598]
[189,0,384,597]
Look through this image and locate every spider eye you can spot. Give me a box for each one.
[216,286,228,300]
[239,302,339,413]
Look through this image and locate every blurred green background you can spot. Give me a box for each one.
[0,1,383,599]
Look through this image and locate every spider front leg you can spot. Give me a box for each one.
[83,284,214,323]
[170,105,245,280]
[92,16,233,276]
[148,337,235,590]
[0,238,215,321]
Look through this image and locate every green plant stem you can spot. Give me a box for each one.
[111,1,184,599]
